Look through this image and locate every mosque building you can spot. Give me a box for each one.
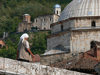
[46,0,100,54]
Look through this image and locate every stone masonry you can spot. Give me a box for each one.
[0,57,91,75]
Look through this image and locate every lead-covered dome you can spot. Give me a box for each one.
[59,0,100,21]
[54,4,61,8]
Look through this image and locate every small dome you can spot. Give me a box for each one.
[54,4,61,8]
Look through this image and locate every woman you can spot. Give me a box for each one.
[17,33,34,62]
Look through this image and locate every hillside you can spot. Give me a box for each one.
[0,31,50,59]
[0,0,72,37]
[0,0,72,59]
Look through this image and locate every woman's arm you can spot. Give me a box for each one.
[27,48,34,57]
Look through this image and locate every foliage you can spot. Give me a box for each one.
[0,0,72,36]
[30,32,49,55]
[0,33,21,59]
[0,31,49,59]
[0,0,72,59]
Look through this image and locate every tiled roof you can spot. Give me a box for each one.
[0,40,5,46]
[50,50,99,70]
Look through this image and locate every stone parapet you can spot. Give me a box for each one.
[0,57,91,75]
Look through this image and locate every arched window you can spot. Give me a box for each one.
[43,18,45,22]
[36,26,38,30]
[57,10,58,15]
[50,18,52,21]
[35,19,37,23]
[44,27,46,30]
[91,21,96,27]
[61,25,63,31]
[90,41,97,50]
[90,41,95,49]
[90,41,97,57]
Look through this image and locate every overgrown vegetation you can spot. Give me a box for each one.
[0,0,71,36]
[0,31,49,59]
[0,0,72,59]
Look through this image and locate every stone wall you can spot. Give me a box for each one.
[33,14,59,30]
[47,29,100,54]
[41,53,72,65]
[51,20,75,34]
[63,20,75,30]
[47,32,71,50]
[51,17,100,34]
[17,22,32,32]
[71,30,100,53]
[53,14,59,23]
[51,24,61,33]
[75,18,100,28]
[0,57,91,75]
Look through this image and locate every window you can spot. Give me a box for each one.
[50,25,52,28]
[35,19,37,22]
[43,18,45,22]
[90,41,95,49]
[91,21,96,27]
[61,25,63,31]
[36,26,37,30]
[44,27,46,30]
[50,18,52,21]
[90,41,97,54]
[57,10,58,15]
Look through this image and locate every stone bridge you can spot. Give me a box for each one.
[0,57,92,75]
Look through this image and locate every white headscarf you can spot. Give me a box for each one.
[20,33,29,43]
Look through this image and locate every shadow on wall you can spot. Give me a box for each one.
[53,44,70,52]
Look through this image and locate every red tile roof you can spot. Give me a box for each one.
[0,40,5,46]
[50,49,99,71]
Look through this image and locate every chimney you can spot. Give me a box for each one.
[23,14,31,23]
[95,48,100,61]
[93,41,100,61]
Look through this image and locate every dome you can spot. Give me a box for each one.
[54,4,61,8]
[59,0,100,21]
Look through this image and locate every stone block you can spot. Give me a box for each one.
[17,61,32,75]
[0,57,5,70]
[0,57,92,75]
[4,58,18,74]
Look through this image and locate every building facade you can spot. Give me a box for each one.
[17,4,61,32]
[33,4,61,30]
[46,0,100,54]
[33,14,59,30]
[17,14,32,32]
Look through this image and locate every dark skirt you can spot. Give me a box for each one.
[17,59,29,62]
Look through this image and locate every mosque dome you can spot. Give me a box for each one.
[59,0,100,21]
[54,4,61,8]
